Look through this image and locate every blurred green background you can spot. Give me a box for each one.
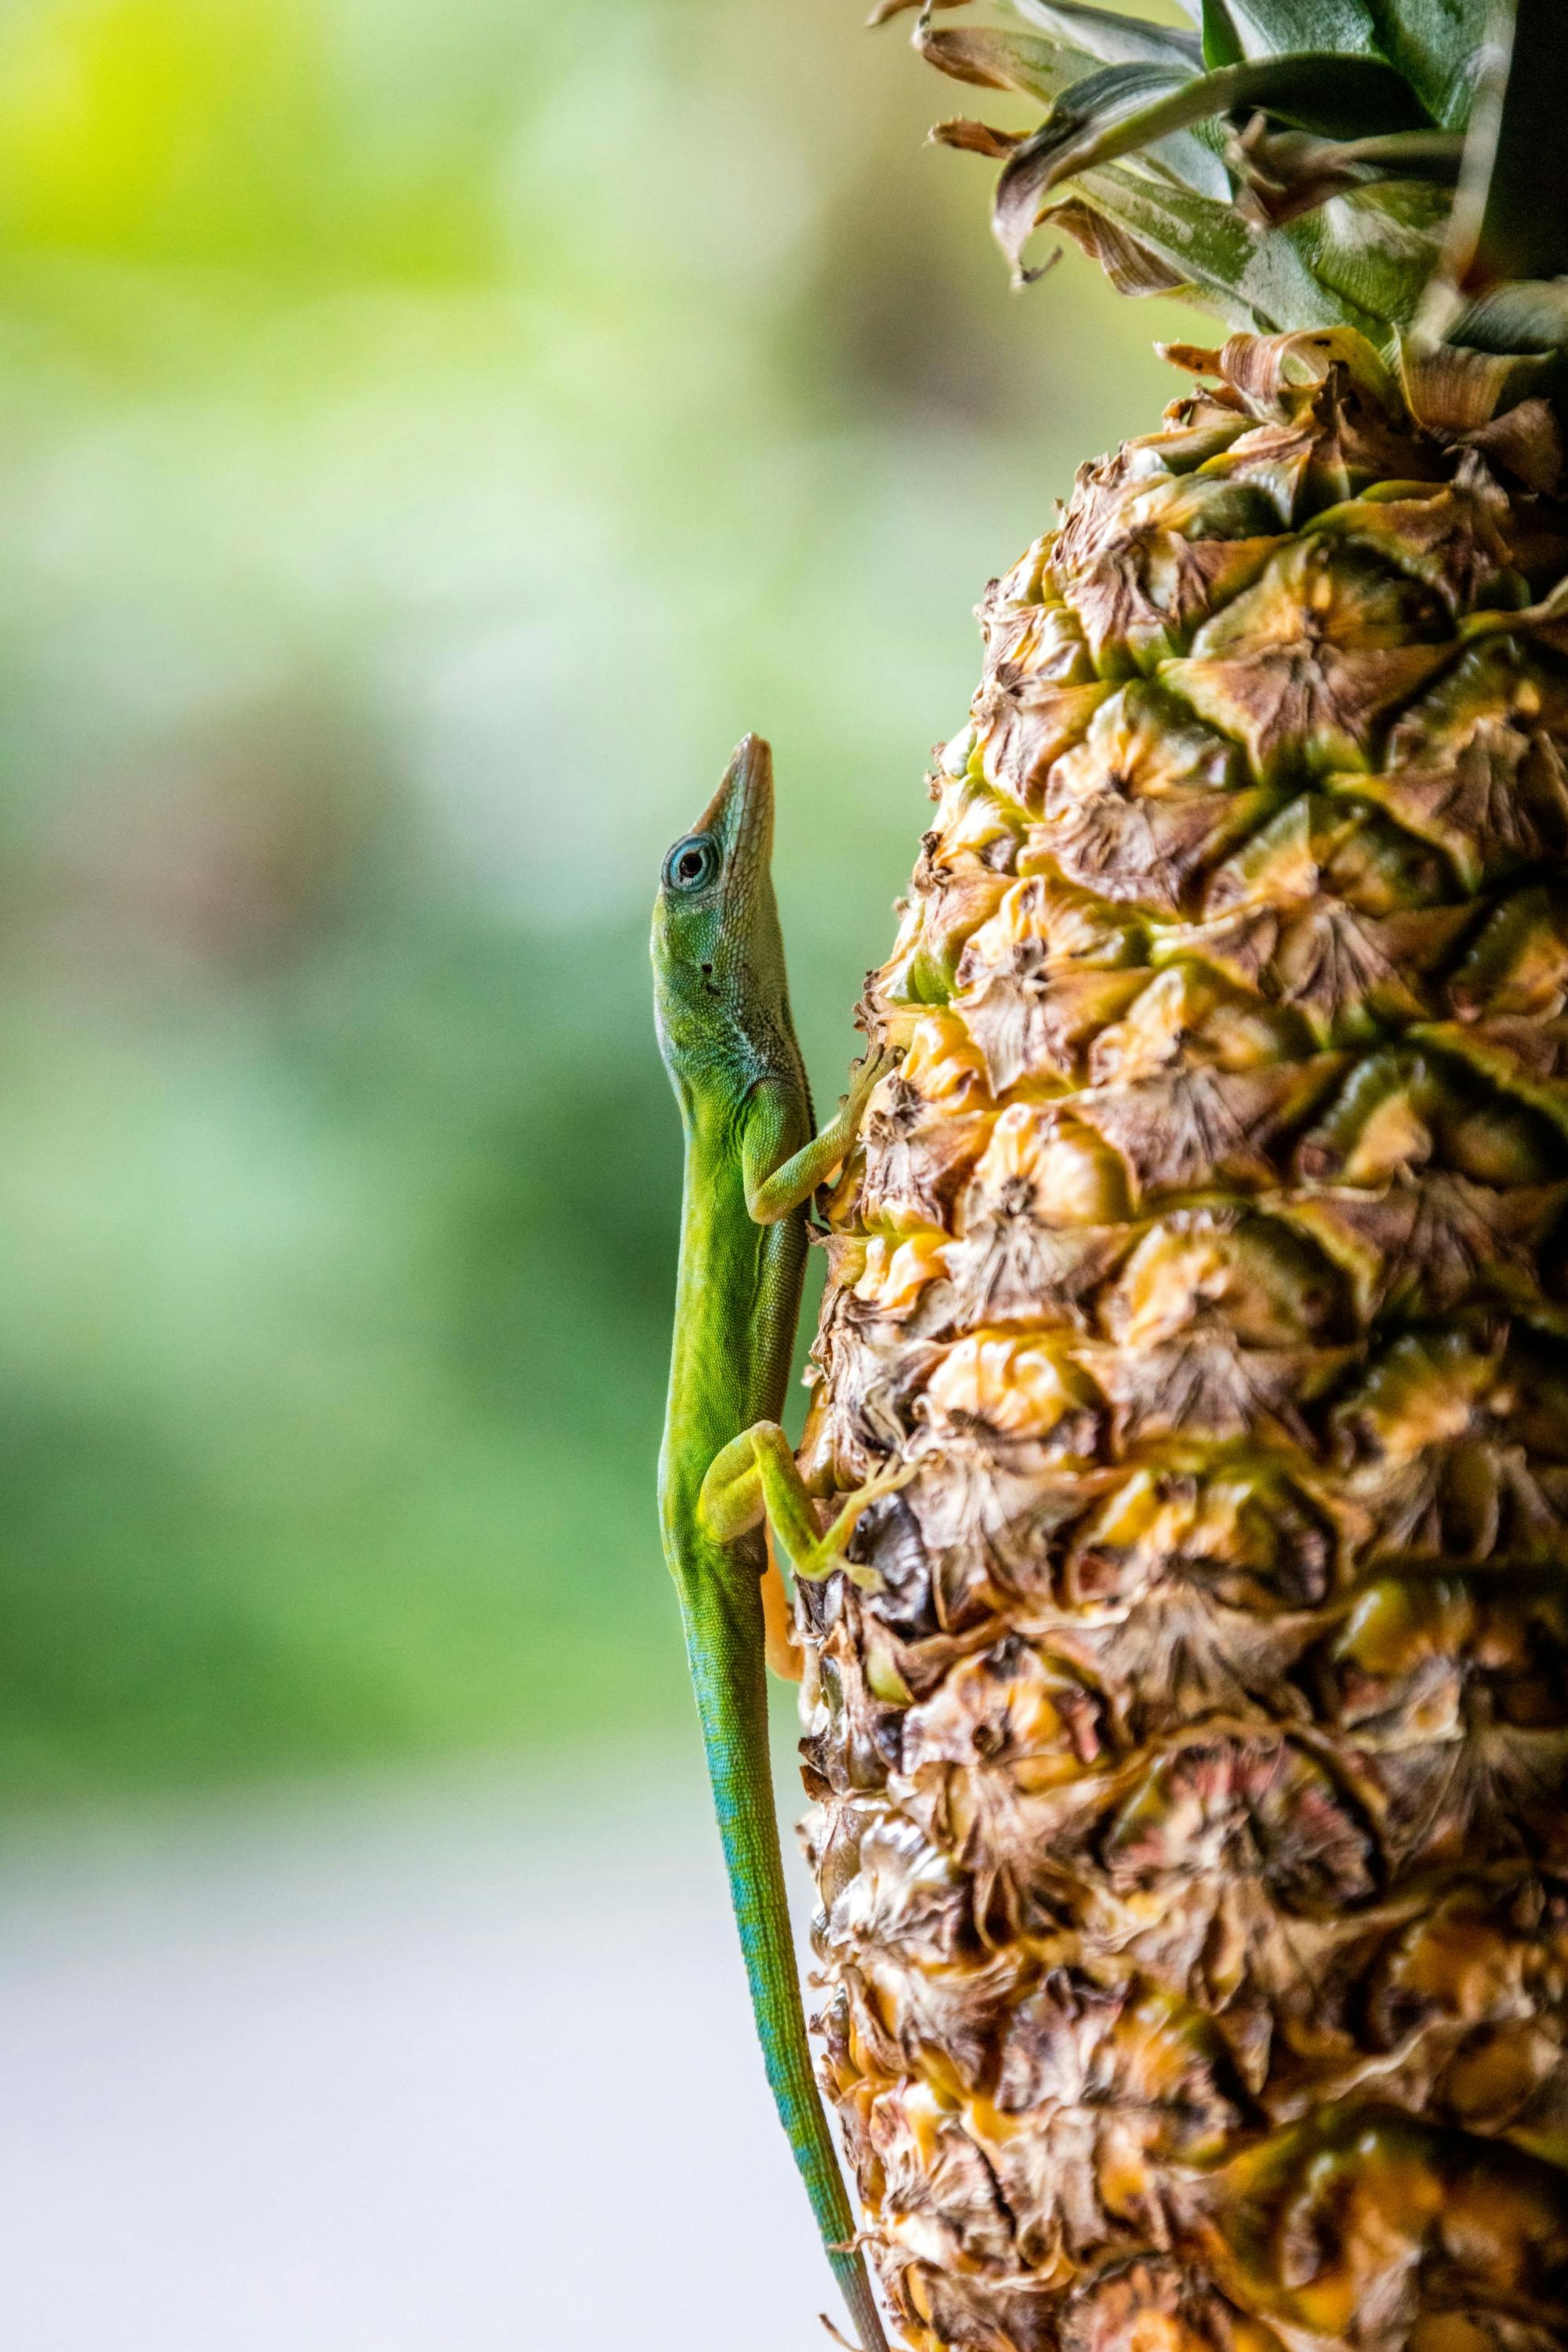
[0,0,1192,1804]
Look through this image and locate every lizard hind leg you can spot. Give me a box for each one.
[698,1421,820,1559]
[701,1421,914,1597]
[696,1429,807,1678]
[694,1428,768,1546]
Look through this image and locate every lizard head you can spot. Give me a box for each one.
[652,731,792,1077]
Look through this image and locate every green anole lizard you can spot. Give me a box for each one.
[653,734,906,2352]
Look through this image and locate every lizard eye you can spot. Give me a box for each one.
[662,833,720,893]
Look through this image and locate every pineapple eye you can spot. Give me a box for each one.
[664,834,720,893]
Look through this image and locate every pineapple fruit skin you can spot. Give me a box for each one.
[795,333,1568,2352]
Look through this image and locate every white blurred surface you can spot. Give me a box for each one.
[0,1761,853,2352]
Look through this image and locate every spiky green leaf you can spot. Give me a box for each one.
[1300,176,1450,323]
[1135,130,1235,206]
[891,0,1568,354]
[1200,2,1246,69]
[1008,2,1203,68]
[1366,0,1487,126]
[917,31,1231,201]
[1205,0,1384,64]
[992,52,1432,275]
[1072,160,1385,336]
[1070,163,1281,322]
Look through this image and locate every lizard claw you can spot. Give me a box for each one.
[855,1039,900,1088]
[835,1039,898,1117]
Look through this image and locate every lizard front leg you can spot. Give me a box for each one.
[699,1421,914,1594]
[742,1044,897,1225]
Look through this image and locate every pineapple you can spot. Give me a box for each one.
[787,3,1568,2346]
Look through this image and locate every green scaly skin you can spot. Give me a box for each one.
[653,735,895,2352]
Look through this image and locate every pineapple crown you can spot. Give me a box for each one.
[876,0,1568,365]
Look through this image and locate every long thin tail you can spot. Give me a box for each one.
[683,1569,890,2352]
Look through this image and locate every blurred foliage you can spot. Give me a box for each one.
[0,0,1192,1799]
